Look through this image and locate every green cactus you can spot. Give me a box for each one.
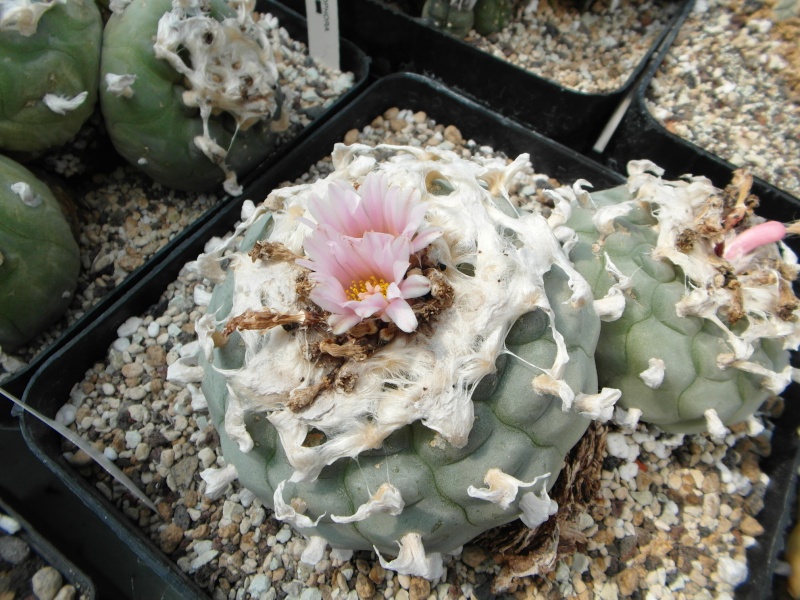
[0,155,80,352]
[421,0,477,36]
[99,0,283,194]
[194,145,602,565]
[473,0,513,35]
[566,171,794,434]
[0,0,102,155]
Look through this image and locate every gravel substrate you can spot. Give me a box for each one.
[0,16,354,385]
[646,0,800,197]
[460,0,679,93]
[55,107,777,600]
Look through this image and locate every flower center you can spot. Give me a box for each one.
[347,275,389,301]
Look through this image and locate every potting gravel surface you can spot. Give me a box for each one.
[461,0,679,93]
[0,13,355,385]
[645,0,800,197]
[56,107,777,600]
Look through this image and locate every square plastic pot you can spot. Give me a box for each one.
[279,0,694,154]
[20,72,625,599]
[0,0,369,423]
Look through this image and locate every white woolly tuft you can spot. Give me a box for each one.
[198,144,593,482]
[467,468,550,509]
[374,533,444,580]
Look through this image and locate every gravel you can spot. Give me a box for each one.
[645,0,800,197]
[0,12,355,385]
[461,0,679,93]
[59,107,777,599]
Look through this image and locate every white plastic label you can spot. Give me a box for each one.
[304,0,340,71]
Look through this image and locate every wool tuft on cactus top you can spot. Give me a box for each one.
[187,144,602,567]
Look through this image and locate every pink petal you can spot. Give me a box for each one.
[384,299,418,333]
[399,273,432,299]
[409,226,443,253]
[346,293,387,318]
[328,312,363,335]
[724,220,787,261]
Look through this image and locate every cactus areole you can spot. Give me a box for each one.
[100,0,283,195]
[0,155,80,352]
[192,144,610,575]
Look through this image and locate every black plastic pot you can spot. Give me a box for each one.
[0,495,96,599]
[0,0,369,424]
[20,72,624,599]
[279,0,694,154]
[596,3,800,214]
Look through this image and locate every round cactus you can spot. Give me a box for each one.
[0,155,80,352]
[566,162,798,434]
[99,0,283,195]
[473,0,513,35]
[0,0,102,155]
[192,145,607,572]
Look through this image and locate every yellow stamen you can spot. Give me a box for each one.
[346,275,389,301]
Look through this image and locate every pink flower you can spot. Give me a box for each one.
[724,220,787,261]
[307,172,441,253]
[298,230,431,334]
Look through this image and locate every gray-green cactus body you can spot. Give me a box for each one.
[0,155,80,351]
[568,184,791,433]
[195,145,601,560]
[0,0,102,154]
[100,0,282,193]
[203,262,597,554]
[473,0,512,35]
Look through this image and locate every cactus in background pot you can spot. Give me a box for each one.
[186,144,617,575]
[0,0,102,155]
[99,0,284,195]
[0,155,80,352]
[565,162,800,434]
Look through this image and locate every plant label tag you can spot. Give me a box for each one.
[304,0,340,71]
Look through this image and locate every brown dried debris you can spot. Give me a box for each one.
[475,421,607,592]
[222,308,307,336]
[249,241,303,263]
[318,338,370,361]
[288,377,332,412]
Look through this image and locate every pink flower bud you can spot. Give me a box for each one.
[723,220,787,261]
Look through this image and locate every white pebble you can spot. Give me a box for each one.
[55,404,77,426]
[147,322,160,338]
[117,317,143,337]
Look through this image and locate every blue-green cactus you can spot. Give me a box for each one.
[191,145,606,572]
[0,0,102,155]
[0,155,80,352]
[566,165,796,434]
[99,0,283,194]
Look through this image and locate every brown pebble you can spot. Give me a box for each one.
[145,345,167,367]
[616,568,640,596]
[218,523,238,539]
[343,128,359,145]
[272,567,286,581]
[460,545,488,569]
[383,107,400,120]
[443,125,463,144]
[389,118,406,132]
[740,515,765,537]
[159,523,184,553]
[240,531,256,553]
[368,562,385,585]
[191,523,210,539]
[371,116,384,128]
[184,489,199,508]
[355,572,375,599]
[408,576,430,600]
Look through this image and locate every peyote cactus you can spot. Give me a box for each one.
[99,0,284,195]
[0,155,80,352]
[187,144,618,573]
[565,161,800,434]
[0,0,102,155]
